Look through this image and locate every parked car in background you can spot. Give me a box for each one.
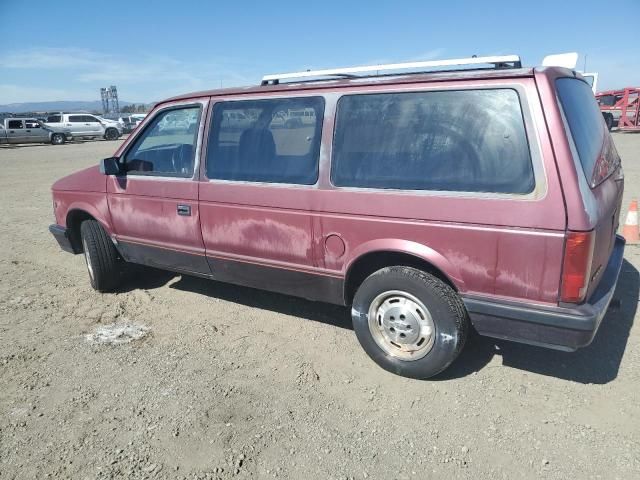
[96,116,124,137]
[45,113,121,140]
[49,54,625,380]
[120,115,145,134]
[0,117,72,145]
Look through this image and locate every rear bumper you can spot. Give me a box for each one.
[49,224,79,254]
[463,235,625,351]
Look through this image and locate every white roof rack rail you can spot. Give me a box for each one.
[261,54,522,85]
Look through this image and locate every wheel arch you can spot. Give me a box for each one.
[65,206,112,253]
[343,240,466,305]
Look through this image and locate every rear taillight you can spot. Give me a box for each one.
[560,231,595,303]
[590,135,621,187]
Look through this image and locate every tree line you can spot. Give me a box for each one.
[120,103,152,113]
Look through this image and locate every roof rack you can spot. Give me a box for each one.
[261,55,522,85]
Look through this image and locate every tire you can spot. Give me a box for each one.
[51,133,65,145]
[80,220,121,292]
[351,266,468,379]
[104,128,119,140]
[603,113,613,131]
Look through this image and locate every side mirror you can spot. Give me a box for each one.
[100,157,122,175]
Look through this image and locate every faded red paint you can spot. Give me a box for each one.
[51,66,624,308]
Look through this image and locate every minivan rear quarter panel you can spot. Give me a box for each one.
[536,69,624,300]
[316,78,567,304]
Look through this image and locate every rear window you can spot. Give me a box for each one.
[556,78,613,184]
[331,89,534,193]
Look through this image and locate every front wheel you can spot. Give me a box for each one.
[80,220,122,292]
[51,133,65,145]
[351,266,468,379]
[104,128,119,140]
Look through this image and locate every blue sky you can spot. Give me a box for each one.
[0,0,638,104]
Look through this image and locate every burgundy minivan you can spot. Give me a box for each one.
[49,56,625,378]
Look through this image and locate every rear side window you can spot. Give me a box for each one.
[8,120,23,129]
[207,96,324,185]
[68,115,84,123]
[331,89,534,194]
[47,115,61,123]
[556,78,616,185]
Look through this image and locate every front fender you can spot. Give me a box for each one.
[54,192,113,236]
[344,238,466,292]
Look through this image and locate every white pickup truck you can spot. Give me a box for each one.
[0,118,72,145]
[45,113,122,140]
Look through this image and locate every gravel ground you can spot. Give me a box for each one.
[1,134,639,480]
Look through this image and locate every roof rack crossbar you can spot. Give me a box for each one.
[261,55,521,85]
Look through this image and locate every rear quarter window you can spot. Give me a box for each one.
[556,78,618,185]
[331,89,534,194]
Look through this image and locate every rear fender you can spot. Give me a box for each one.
[344,239,466,292]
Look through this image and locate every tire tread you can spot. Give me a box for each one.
[80,220,120,292]
[352,265,469,379]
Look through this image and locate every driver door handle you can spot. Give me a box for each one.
[177,204,191,216]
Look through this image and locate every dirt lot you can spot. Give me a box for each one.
[1,135,639,480]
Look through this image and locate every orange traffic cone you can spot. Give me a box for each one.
[622,198,639,244]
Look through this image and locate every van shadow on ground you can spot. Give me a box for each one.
[439,258,638,384]
[121,259,638,385]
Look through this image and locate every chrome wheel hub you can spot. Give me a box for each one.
[83,238,94,282]
[368,291,435,361]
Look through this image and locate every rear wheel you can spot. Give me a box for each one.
[51,133,65,145]
[104,128,119,140]
[351,266,468,379]
[80,220,121,292]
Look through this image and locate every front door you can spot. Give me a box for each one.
[24,119,48,143]
[85,115,105,136]
[106,100,210,275]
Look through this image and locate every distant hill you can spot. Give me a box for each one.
[0,100,136,113]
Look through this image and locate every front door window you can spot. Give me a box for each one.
[124,106,201,177]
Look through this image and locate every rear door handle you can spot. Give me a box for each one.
[177,204,191,216]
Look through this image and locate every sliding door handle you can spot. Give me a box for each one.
[177,204,191,216]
